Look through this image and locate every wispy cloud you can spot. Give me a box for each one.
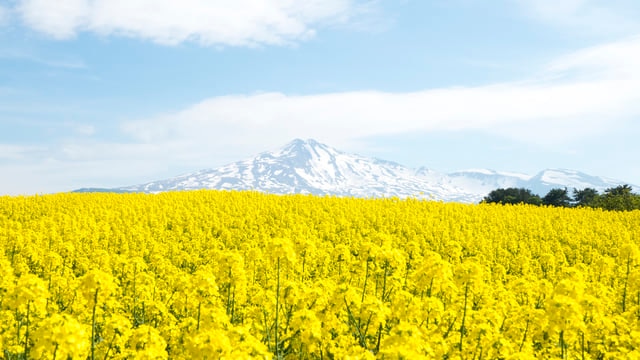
[514,0,640,35]
[0,49,86,69]
[12,0,370,47]
[120,35,640,154]
[545,34,640,78]
[0,139,175,194]
[0,144,43,161]
[0,4,8,25]
[61,122,96,137]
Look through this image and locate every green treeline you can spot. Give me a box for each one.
[482,185,640,211]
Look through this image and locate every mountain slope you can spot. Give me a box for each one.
[105,139,635,203]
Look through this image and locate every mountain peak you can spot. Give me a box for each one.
[275,138,337,162]
[110,139,637,202]
[282,138,324,151]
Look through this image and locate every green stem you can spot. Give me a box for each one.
[91,287,99,360]
[361,260,370,304]
[103,334,117,360]
[623,256,631,312]
[227,268,232,317]
[231,286,236,323]
[359,260,370,330]
[301,252,306,282]
[343,298,366,348]
[262,310,272,351]
[24,301,31,359]
[197,301,202,331]
[459,283,469,354]
[381,262,388,301]
[275,257,281,358]
[519,319,530,352]
[375,323,382,354]
[133,264,138,323]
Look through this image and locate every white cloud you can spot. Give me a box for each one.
[120,35,640,155]
[66,123,95,136]
[0,5,7,25]
[514,0,640,35]
[0,139,180,194]
[4,35,640,194]
[0,154,166,195]
[15,0,364,46]
[546,34,640,78]
[0,144,43,161]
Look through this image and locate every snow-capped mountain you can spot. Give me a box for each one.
[86,139,635,203]
[522,169,625,196]
[447,169,530,196]
[116,139,479,202]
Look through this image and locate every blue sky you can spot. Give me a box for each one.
[1,0,640,194]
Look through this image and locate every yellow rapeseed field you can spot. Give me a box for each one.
[1,190,639,359]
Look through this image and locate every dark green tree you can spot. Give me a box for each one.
[595,185,639,211]
[482,188,542,205]
[542,188,571,207]
[605,184,633,196]
[572,188,600,207]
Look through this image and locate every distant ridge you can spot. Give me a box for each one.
[76,139,636,203]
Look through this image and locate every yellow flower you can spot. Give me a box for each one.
[126,325,168,360]
[79,269,117,305]
[31,314,90,359]
[6,273,49,315]
[290,308,323,352]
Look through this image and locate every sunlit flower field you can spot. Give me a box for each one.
[1,191,639,359]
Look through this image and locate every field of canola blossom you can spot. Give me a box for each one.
[0,191,639,359]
